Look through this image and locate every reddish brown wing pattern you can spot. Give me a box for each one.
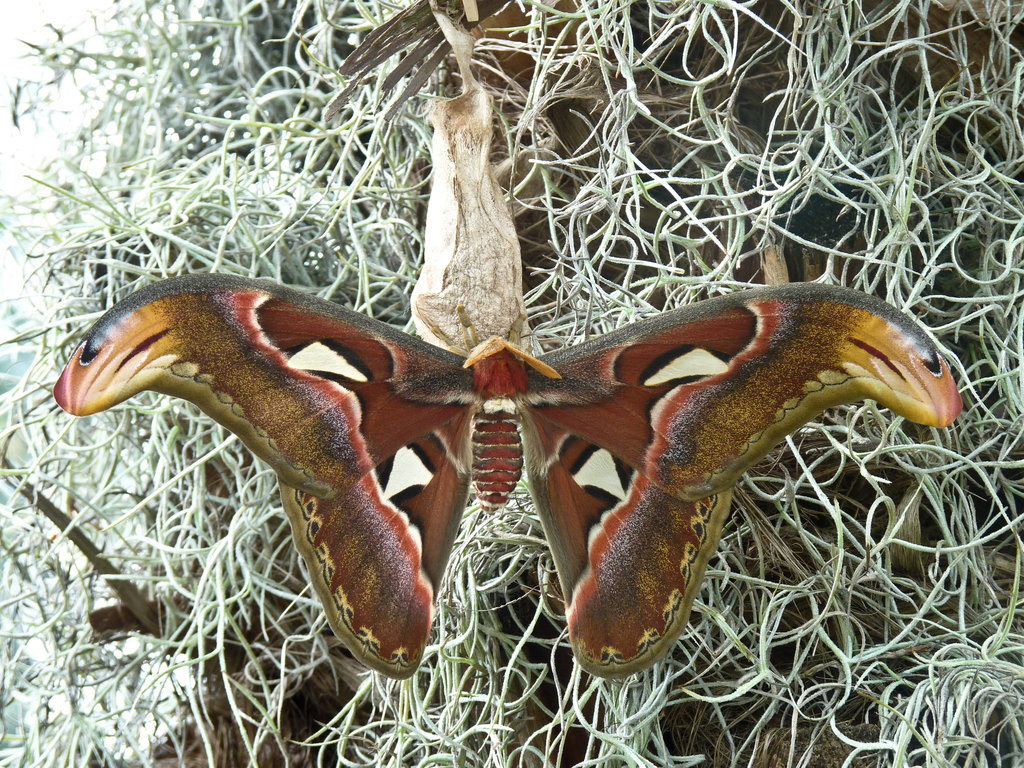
[281,425,472,676]
[54,275,476,494]
[528,285,959,500]
[54,277,961,679]
[283,416,475,677]
[524,427,734,677]
[523,284,960,677]
[54,274,478,677]
[567,481,732,678]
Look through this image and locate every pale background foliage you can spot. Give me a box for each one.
[1,0,1022,766]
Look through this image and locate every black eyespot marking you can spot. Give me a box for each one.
[614,459,635,493]
[376,456,394,490]
[691,520,706,541]
[923,351,944,377]
[79,338,101,366]
[582,485,621,507]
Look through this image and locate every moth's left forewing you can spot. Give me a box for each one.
[528,285,961,502]
[54,274,478,499]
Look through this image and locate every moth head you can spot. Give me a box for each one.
[462,336,560,399]
[463,336,561,379]
[839,313,962,428]
[54,300,187,416]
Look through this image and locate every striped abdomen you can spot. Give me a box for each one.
[472,398,523,510]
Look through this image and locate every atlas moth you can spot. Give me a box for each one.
[54,274,961,678]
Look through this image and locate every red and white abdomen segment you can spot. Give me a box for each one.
[471,398,523,510]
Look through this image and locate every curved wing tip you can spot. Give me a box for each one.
[939,363,964,426]
[936,384,963,428]
[918,358,963,428]
[53,368,74,414]
[53,348,110,417]
[53,353,88,416]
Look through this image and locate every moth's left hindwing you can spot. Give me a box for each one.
[522,284,961,676]
[54,274,477,677]
[521,422,734,677]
